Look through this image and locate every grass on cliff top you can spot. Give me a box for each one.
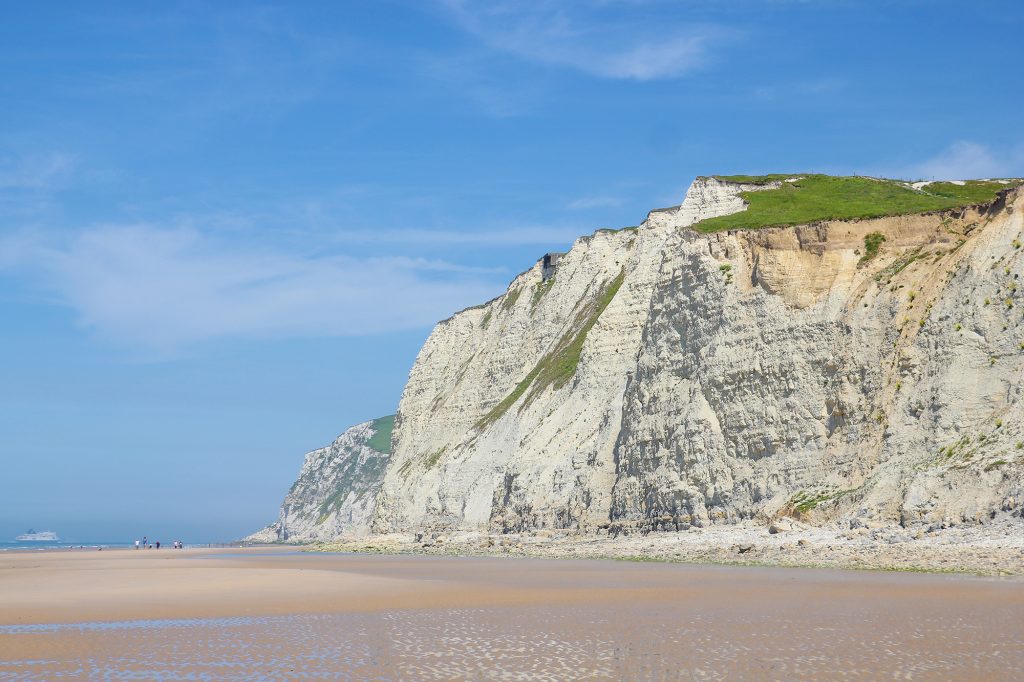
[713,173,798,185]
[366,415,395,454]
[476,270,625,430]
[693,175,1019,232]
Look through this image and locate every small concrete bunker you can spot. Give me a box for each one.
[541,252,564,281]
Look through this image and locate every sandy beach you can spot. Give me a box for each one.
[1,547,1022,680]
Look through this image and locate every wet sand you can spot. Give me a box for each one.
[1,548,1022,680]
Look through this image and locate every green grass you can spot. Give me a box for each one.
[424,447,446,469]
[861,232,886,264]
[477,270,625,429]
[501,287,522,312]
[694,175,1018,233]
[317,489,350,523]
[883,247,925,278]
[714,173,797,185]
[530,277,555,311]
[924,434,990,470]
[366,415,395,454]
[787,487,857,515]
[524,271,625,399]
[921,181,1016,203]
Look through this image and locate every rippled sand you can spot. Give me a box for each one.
[1,549,1021,680]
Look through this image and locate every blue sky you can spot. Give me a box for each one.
[1,1,1022,542]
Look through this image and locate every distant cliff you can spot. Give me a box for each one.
[256,175,1024,542]
[247,416,393,542]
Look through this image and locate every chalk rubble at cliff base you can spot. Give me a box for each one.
[310,519,1024,576]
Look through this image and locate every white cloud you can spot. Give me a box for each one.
[1,225,507,353]
[439,0,730,80]
[893,141,1024,181]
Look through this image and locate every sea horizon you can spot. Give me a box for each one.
[0,539,241,551]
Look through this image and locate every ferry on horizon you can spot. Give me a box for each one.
[15,529,59,542]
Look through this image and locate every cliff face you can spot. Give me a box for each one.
[248,416,393,542]
[258,175,1024,541]
[372,177,1024,535]
[609,204,1023,531]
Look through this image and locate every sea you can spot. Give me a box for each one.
[0,540,135,551]
[0,540,238,551]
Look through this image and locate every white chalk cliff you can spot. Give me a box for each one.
[258,177,1024,542]
[248,417,393,542]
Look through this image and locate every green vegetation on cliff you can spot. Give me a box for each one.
[859,231,887,265]
[477,270,625,429]
[527,270,625,400]
[366,415,395,454]
[694,175,1019,233]
[714,173,797,185]
[313,420,393,524]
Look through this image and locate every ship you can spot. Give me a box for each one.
[15,529,59,541]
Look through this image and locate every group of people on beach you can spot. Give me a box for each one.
[133,536,184,549]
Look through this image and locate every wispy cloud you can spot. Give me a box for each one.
[420,52,540,117]
[438,0,732,80]
[751,77,844,103]
[888,141,1024,181]
[1,225,507,354]
[0,152,76,190]
[566,195,624,210]
[62,5,357,130]
[327,225,586,247]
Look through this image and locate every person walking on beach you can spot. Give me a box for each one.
[134,539,140,550]
[155,541,160,549]
[142,536,147,548]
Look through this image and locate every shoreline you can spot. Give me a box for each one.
[305,518,1024,577]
